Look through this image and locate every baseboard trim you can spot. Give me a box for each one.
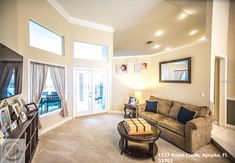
[227,97,235,101]
[74,112,108,118]
[109,110,123,114]
[39,116,72,136]
[227,124,235,130]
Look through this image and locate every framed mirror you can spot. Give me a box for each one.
[159,57,191,83]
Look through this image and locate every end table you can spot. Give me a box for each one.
[123,104,138,118]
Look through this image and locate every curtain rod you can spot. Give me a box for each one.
[30,61,65,69]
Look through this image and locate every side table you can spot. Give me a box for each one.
[123,104,138,118]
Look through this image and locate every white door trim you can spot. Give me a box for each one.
[73,67,109,117]
[210,55,228,127]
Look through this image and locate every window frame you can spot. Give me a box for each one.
[73,41,109,61]
[28,59,67,117]
[29,19,65,56]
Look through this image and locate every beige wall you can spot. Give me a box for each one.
[111,42,211,112]
[0,0,18,50]
[211,0,230,57]
[112,56,152,111]
[0,0,113,131]
[227,1,235,98]
[149,42,211,106]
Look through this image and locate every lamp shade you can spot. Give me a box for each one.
[134,91,142,99]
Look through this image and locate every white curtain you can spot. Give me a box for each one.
[49,66,68,117]
[30,63,48,104]
[30,62,48,128]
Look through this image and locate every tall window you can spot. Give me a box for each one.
[38,70,61,115]
[29,20,64,55]
[74,42,109,61]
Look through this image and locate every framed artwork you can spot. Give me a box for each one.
[17,97,26,107]
[0,106,11,131]
[10,120,18,131]
[17,98,27,113]
[0,129,4,143]
[134,63,148,73]
[128,97,138,105]
[0,120,6,142]
[116,64,128,74]
[12,103,27,123]
[25,103,38,113]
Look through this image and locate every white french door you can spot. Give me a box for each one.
[73,68,108,116]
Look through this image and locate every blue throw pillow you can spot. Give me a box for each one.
[145,100,158,113]
[177,107,196,124]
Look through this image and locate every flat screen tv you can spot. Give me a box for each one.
[0,43,23,100]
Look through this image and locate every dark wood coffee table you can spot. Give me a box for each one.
[117,121,161,161]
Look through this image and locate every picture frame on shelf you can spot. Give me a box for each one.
[0,129,5,144]
[17,98,27,113]
[0,106,12,131]
[17,98,25,107]
[128,97,138,105]
[10,120,18,131]
[25,103,38,113]
[12,103,27,124]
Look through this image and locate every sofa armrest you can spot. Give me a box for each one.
[185,115,214,153]
[136,103,146,114]
[186,116,214,130]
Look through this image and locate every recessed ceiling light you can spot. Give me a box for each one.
[188,29,199,35]
[178,12,188,20]
[165,47,171,51]
[146,41,153,44]
[153,44,160,49]
[155,30,164,37]
[199,36,206,41]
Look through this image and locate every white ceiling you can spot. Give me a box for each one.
[54,0,207,56]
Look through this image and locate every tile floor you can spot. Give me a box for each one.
[212,124,235,158]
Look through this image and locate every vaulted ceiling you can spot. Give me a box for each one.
[54,0,207,56]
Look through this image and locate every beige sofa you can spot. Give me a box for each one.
[137,96,214,153]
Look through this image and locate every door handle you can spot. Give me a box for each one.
[89,92,92,97]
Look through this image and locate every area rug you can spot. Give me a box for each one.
[32,114,231,163]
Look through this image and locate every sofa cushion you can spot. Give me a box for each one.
[169,102,181,119]
[139,112,166,123]
[177,107,197,124]
[149,95,160,101]
[148,96,173,116]
[169,101,210,119]
[158,100,172,116]
[182,104,209,118]
[145,100,158,113]
[158,118,185,137]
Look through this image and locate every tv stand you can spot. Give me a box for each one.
[1,111,39,163]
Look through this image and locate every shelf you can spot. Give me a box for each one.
[2,111,39,163]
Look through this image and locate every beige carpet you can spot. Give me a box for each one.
[32,114,231,163]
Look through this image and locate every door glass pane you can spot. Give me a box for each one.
[93,72,106,110]
[77,71,90,112]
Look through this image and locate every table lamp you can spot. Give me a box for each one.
[134,91,142,104]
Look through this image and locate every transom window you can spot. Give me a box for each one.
[29,20,64,55]
[74,42,109,61]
